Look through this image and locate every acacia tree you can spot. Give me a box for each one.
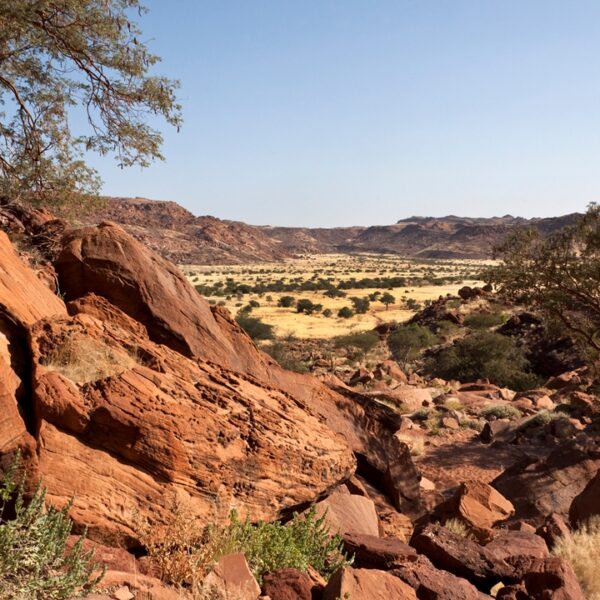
[0,0,181,208]
[488,204,600,361]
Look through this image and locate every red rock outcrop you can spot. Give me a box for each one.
[0,229,66,469]
[54,222,422,514]
[29,294,354,545]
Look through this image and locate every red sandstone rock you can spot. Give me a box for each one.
[311,492,381,537]
[569,468,600,527]
[427,481,514,541]
[30,295,354,544]
[323,567,417,600]
[202,553,261,600]
[262,569,322,600]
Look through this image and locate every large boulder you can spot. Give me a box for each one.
[311,492,381,537]
[425,481,514,541]
[493,445,600,525]
[569,469,600,527]
[262,568,323,600]
[391,555,492,599]
[30,294,354,545]
[497,557,585,600]
[342,533,417,570]
[55,223,422,514]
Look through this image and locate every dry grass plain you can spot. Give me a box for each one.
[185,254,488,338]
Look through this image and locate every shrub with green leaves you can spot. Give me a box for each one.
[263,343,309,373]
[138,506,352,589]
[464,312,506,329]
[235,314,275,341]
[333,331,380,358]
[221,508,351,584]
[424,331,540,391]
[480,404,523,421]
[0,455,102,599]
[388,323,438,363]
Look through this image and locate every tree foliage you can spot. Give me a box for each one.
[488,205,600,361]
[424,331,539,391]
[0,0,181,208]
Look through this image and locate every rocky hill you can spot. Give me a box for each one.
[84,197,288,264]
[85,197,581,264]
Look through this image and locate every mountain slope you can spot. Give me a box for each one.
[87,197,581,263]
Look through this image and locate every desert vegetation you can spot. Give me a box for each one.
[187,253,485,339]
[0,456,102,599]
[136,504,351,595]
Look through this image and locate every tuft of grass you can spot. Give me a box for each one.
[395,433,425,456]
[444,398,463,411]
[552,516,600,599]
[44,336,137,384]
[136,504,352,594]
[443,518,476,540]
[0,453,103,599]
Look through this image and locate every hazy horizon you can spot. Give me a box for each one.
[92,1,598,227]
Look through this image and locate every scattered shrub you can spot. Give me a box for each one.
[333,331,380,358]
[337,306,354,319]
[296,299,322,315]
[263,343,308,373]
[519,410,567,430]
[480,404,523,421]
[322,308,332,318]
[137,504,352,591]
[350,297,370,314]
[464,312,506,329]
[424,331,541,391]
[388,323,438,363]
[277,296,296,308]
[0,455,103,599]
[235,315,275,341]
[552,516,600,599]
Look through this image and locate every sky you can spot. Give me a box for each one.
[90,1,600,227]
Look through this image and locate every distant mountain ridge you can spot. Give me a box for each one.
[86,197,581,264]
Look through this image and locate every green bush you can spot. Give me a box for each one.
[388,323,438,363]
[220,508,351,583]
[350,297,370,314]
[424,331,540,391]
[277,296,296,308]
[0,455,103,599]
[138,506,352,589]
[337,306,354,319]
[480,404,523,421]
[235,314,275,341]
[296,299,322,315]
[464,312,506,329]
[334,331,379,358]
[263,343,308,373]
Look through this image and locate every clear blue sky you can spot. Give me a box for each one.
[91,1,599,227]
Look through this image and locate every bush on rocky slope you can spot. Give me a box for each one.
[0,456,102,599]
[424,331,541,391]
[136,504,351,592]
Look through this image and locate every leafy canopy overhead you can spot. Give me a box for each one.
[0,0,181,208]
